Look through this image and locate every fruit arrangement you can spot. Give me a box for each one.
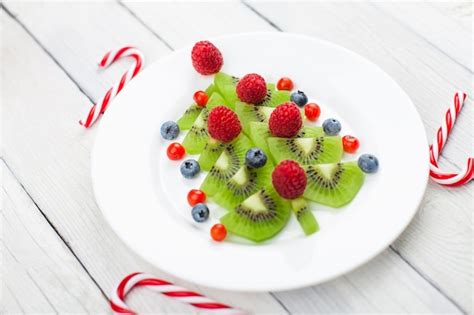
[160,40,379,243]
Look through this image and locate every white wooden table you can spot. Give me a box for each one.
[2,1,472,314]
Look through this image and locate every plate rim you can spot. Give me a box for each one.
[91,31,429,292]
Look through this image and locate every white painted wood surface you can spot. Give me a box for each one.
[1,1,472,314]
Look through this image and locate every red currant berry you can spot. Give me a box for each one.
[210,224,227,241]
[304,103,321,121]
[342,135,360,153]
[187,189,206,206]
[193,91,208,107]
[167,142,185,160]
[277,77,294,91]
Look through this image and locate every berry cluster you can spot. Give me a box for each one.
[156,40,380,243]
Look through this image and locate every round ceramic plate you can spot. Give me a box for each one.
[92,32,428,292]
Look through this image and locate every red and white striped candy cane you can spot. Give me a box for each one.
[79,46,144,128]
[429,91,473,186]
[110,273,243,314]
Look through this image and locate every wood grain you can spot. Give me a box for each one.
[429,1,473,32]
[1,1,472,313]
[373,1,472,72]
[1,160,107,313]
[246,1,473,312]
[1,5,286,314]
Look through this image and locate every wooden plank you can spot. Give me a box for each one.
[1,1,469,313]
[430,1,473,31]
[121,1,275,48]
[0,5,286,314]
[372,1,472,72]
[246,1,473,312]
[1,160,107,313]
[274,249,461,314]
[2,1,170,102]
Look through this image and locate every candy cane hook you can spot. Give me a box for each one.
[79,46,144,128]
[429,92,473,186]
[110,273,244,314]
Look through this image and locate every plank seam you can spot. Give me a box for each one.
[269,292,291,315]
[241,0,282,31]
[117,0,174,50]
[370,2,473,75]
[1,4,95,104]
[389,245,466,314]
[1,158,109,302]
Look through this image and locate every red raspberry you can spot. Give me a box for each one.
[272,160,307,199]
[236,73,267,104]
[269,102,302,137]
[207,106,242,142]
[191,41,223,75]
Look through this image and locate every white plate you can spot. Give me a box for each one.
[92,32,429,292]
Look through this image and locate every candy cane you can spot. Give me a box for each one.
[429,91,473,186]
[110,273,243,314]
[79,46,144,128]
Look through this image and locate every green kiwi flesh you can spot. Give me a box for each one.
[177,84,218,130]
[214,72,239,108]
[235,102,274,135]
[249,122,325,163]
[200,134,252,196]
[215,72,290,108]
[177,104,202,130]
[181,109,209,154]
[206,91,230,110]
[303,162,364,207]
[259,88,290,107]
[213,162,273,211]
[291,198,319,235]
[267,136,343,165]
[181,91,231,154]
[198,137,227,171]
[220,185,291,242]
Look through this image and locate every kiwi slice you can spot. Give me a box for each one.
[259,87,290,107]
[206,91,229,110]
[176,84,218,130]
[205,83,217,96]
[198,137,227,171]
[291,198,319,235]
[235,102,274,135]
[303,162,365,207]
[249,122,325,162]
[213,162,273,211]
[200,134,252,196]
[267,136,343,165]
[177,104,202,130]
[214,72,240,108]
[215,72,290,108]
[181,91,231,154]
[220,185,291,242]
[181,109,209,154]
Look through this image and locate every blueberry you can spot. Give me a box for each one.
[180,159,200,178]
[191,203,209,222]
[245,148,267,168]
[322,118,341,136]
[290,90,308,107]
[358,154,379,173]
[160,121,179,140]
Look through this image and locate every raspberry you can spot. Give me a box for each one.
[191,41,223,75]
[236,73,267,104]
[207,106,242,142]
[272,160,307,199]
[268,102,302,137]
